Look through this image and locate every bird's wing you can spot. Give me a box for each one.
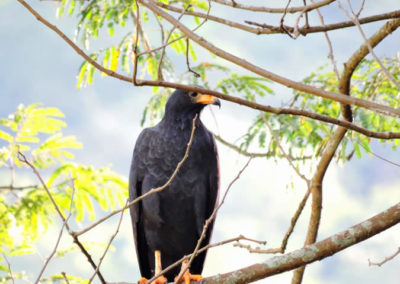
[191,131,220,274]
[129,128,152,278]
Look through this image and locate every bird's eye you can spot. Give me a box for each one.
[189,92,197,98]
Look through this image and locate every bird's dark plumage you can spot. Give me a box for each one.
[129,89,220,281]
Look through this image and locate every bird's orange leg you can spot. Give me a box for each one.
[174,259,203,284]
[139,250,167,284]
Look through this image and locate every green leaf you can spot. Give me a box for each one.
[0,129,12,142]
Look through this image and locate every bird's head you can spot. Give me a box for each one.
[165,89,221,116]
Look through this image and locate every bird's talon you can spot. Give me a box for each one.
[154,276,167,284]
[175,271,203,284]
[138,276,167,284]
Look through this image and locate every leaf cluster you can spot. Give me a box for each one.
[0,104,127,282]
[238,59,400,163]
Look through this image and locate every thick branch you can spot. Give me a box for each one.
[245,10,400,35]
[139,0,400,118]
[17,0,400,129]
[157,2,400,36]
[203,201,400,284]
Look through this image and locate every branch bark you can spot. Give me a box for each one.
[202,201,400,283]
[16,0,400,134]
[139,0,400,118]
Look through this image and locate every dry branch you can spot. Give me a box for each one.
[34,180,75,284]
[18,152,107,284]
[173,156,253,283]
[245,10,400,35]
[210,0,335,13]
[369,247,400,267]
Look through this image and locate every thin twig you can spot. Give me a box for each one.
[310,0,340,80]
[157,5,191,80]
[357,142,400,168]
[185,38,200,77]
[88,199,128,283]
[18,152,107,284]
[0,184,38,191]
[368,247,400,267]
[174,156,253,284]
[74,114,198,237]
[215,134,312,160]
[263,116,310,185]
[210,0,335,13]
[61,272,71,284]
[280,0,294,38]
[339,1,400,90]
[1,253,15,284]
[148,234,263,284]
[34,179,76,284]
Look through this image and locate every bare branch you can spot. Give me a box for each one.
[157,5,191,80]
[210,0,335,13]
[157,2,400,36]
[139,0,400,118]
[74,115,198,237]
[141,235,265,284]
[339,1,400,90]
[16,0,400,126]
[18,152,107,284]
[1,253,15,284]
[61,272,71,284]
[185,38,200,78]
[173,156,253,283]
[310,0,341,80]
[0,184,38,191]
[34,179,75,284]
[358,142,400,168]
[214,134,312,160]
[203,201,400,283]
[263,116,310,185]
[245,10,400,35]
[369,247,400,267]
[88,199,128,283]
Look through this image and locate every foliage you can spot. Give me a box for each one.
[0,104,127,282]
[238,58,400,164]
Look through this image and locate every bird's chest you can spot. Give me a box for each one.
[144,128,210,184]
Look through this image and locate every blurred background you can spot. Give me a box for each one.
[0,0,399,283]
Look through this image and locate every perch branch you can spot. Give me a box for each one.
[203,201,400,283]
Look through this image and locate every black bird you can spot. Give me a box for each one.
[129,89,220,283]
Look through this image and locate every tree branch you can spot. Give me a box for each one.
[245,10,400,35]
[18,152,107,284]
[16,0,400,132]
[173,156,253,284]
[202,201,400,283]
[34,179,75,284]
[139,0,400,118]
[1,253,15,284]
[368,247,400,267]
[73,115,198,237]
[210,0,335,13]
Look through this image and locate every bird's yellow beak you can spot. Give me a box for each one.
[196,94,221,107]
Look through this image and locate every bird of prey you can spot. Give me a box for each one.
[129,89,220,283]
